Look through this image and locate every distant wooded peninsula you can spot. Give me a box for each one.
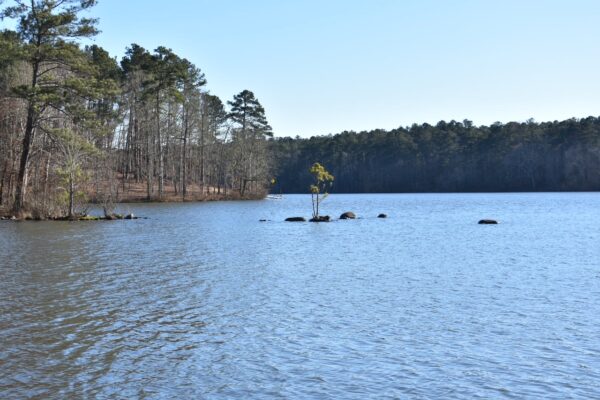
[271,118,600,193]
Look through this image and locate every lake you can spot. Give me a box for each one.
[1,193,599,399]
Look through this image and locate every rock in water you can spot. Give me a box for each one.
[125,213,135,220]
[285,217,306,222]
[378,213,387,218]
[478,219,498,224]
[340,211,356,219]
[309,215,330,222]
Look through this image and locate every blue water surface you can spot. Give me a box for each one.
[1,193,599,399]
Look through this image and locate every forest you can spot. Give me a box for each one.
[271,118,600,193]
[0,0,273,219]
[2,2,600,220]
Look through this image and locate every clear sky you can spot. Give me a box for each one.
[57,1,600,136]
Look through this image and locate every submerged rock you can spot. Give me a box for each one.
[339,211,356,220]
[285,217,306,222]
[478,219,498,224]
[79,215,101,221]
[378,213,387,218]
[309,215,331,222]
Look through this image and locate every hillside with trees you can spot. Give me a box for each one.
[0,0,273,219]
[271,118,600,193]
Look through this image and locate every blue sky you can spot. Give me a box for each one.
[11,0,600,137]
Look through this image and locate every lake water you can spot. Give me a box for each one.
[1,193,599,399]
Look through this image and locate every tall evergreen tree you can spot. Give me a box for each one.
[145,46,188,198]
[179,58,206,198]
[0,0,102,213]
[200,94,228,194]
[228,89,272,138]
[228,90,272,196]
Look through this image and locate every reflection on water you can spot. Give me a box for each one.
[1,194,600,398]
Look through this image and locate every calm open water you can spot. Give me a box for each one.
[1,193,599,399]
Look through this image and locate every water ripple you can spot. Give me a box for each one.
[1,193,600,398]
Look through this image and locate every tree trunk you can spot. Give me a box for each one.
[43,153,51,210]
[182,120,188,200]
[13,104,36,213]
[0,159,7,205]
[156,93,164,198]
[200,107,205,192]
[13,57,40,214]
[68,173,75,218]
[146,112,153,201]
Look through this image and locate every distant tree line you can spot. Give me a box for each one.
[0,0,272,218]
[271,118,600,193]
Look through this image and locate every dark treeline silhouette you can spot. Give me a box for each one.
[271,118,600,193]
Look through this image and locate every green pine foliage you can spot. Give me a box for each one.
[271,119,600,193]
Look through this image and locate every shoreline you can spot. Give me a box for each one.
[0,193,267,221]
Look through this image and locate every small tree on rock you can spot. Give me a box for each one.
[309,162,333,219]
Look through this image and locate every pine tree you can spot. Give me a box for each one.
[228,89,272,138]
[1,0,104,213]
[228,90,272,196]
